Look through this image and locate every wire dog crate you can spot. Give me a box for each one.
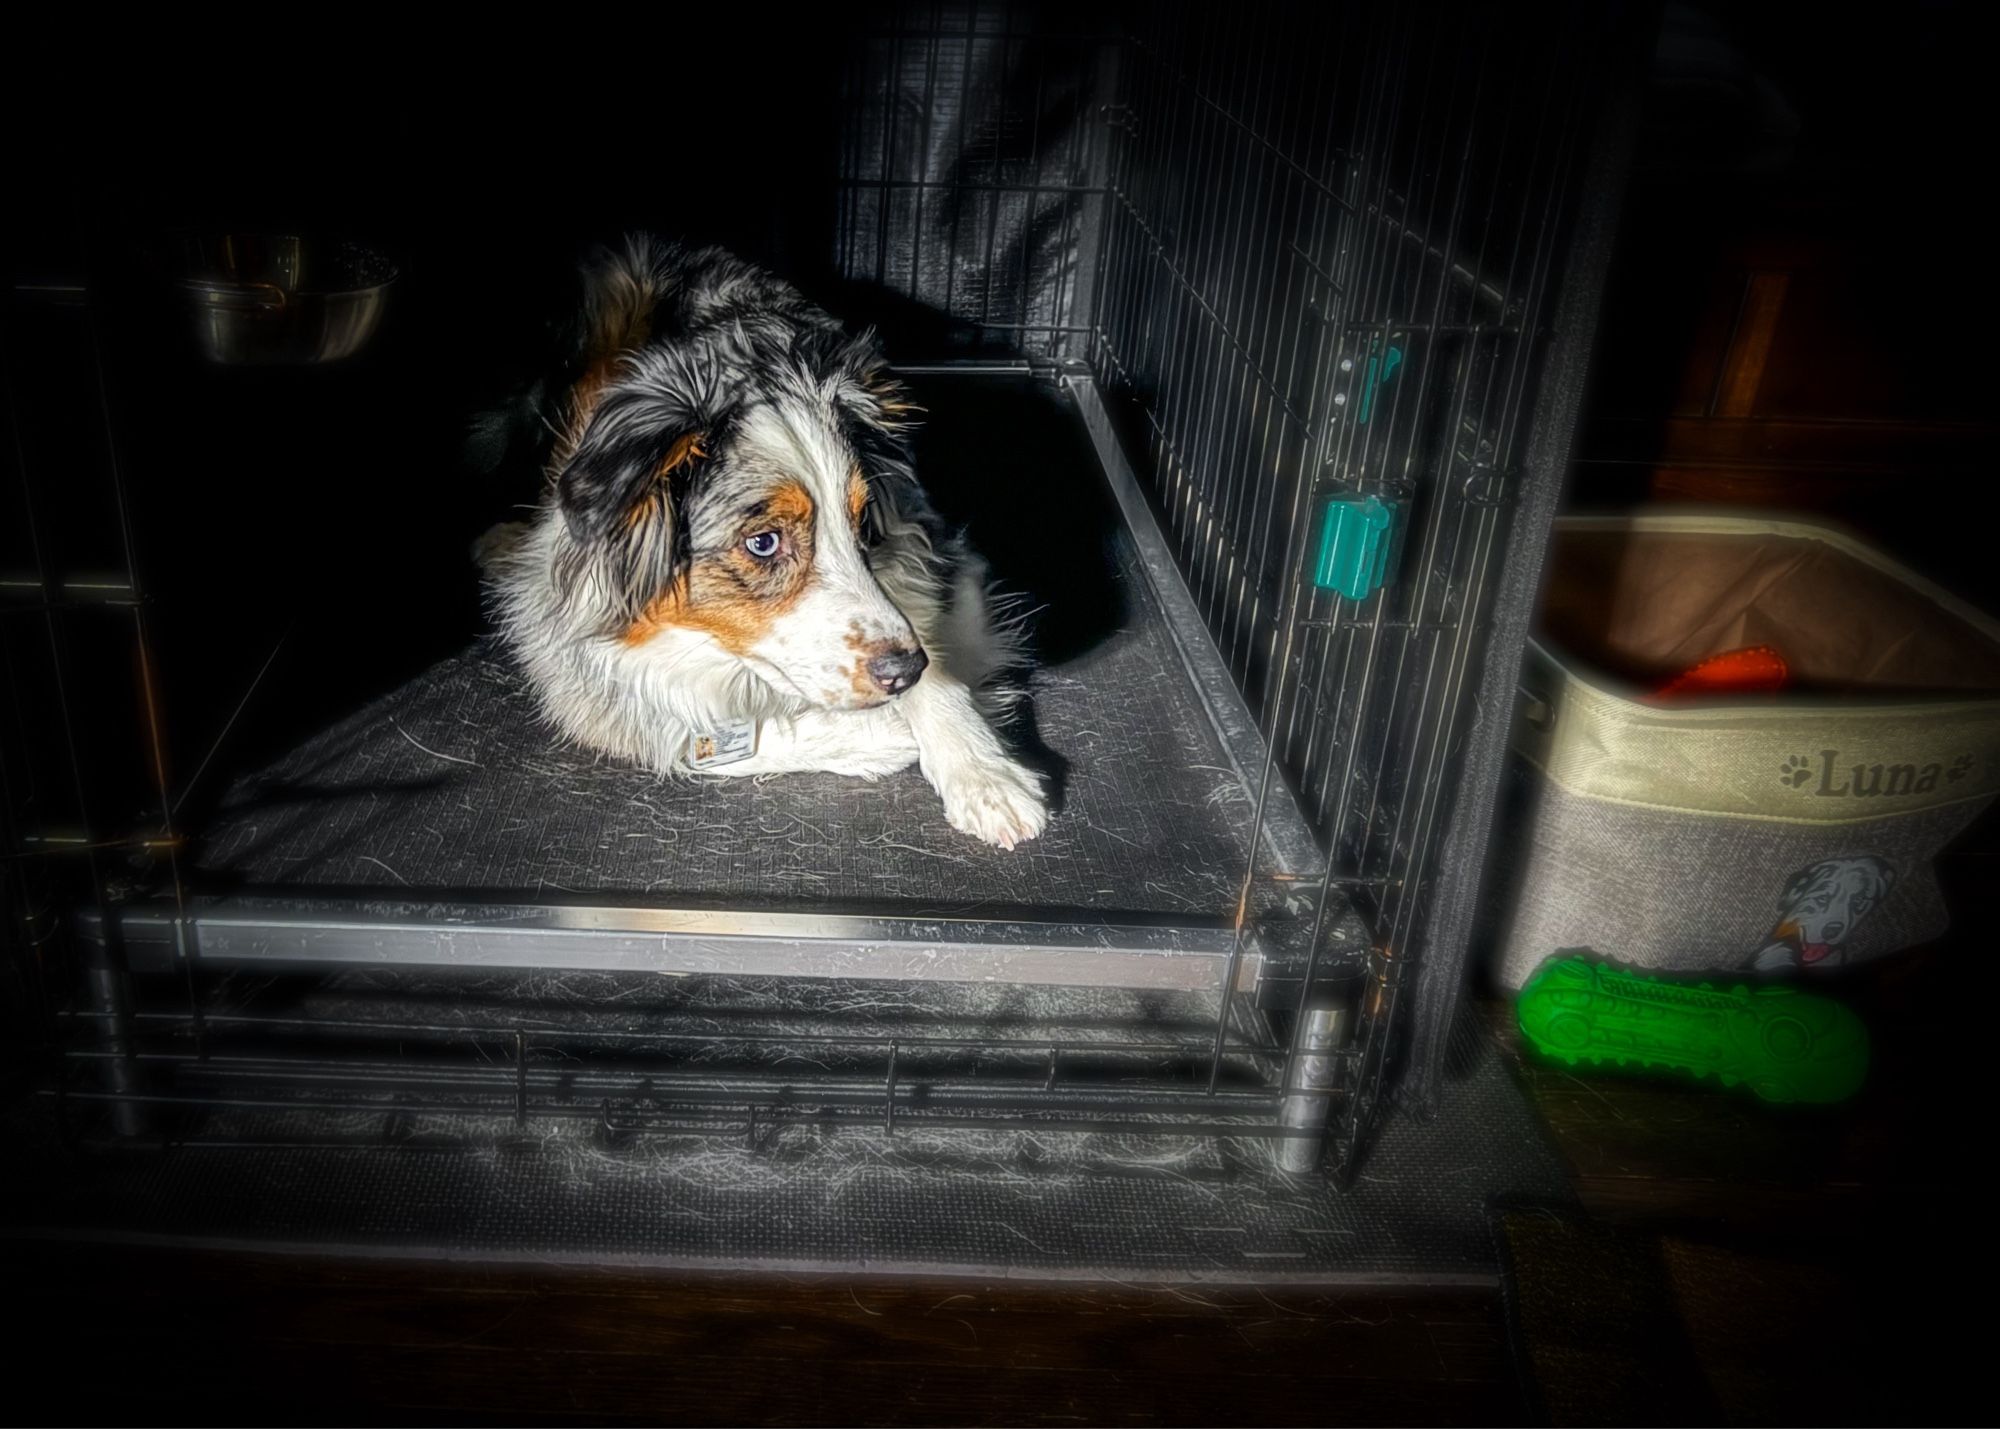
[3,0,1643,1206]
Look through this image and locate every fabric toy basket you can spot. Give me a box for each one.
[1494,512,2000,990]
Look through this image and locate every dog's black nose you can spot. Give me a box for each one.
[867,646,928,695]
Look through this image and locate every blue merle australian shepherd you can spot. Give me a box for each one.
[474,237,1048,848]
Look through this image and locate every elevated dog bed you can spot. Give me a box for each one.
[197,579,1261,919]
[152,373,1335,997]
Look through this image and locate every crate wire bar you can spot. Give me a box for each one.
[6,0,1640,1182]
[834,0,1639,1152]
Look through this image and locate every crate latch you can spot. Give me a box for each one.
[1312,494,1404,601]
[1354,341,1404,424]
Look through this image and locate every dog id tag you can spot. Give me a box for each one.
[686,718,759,769]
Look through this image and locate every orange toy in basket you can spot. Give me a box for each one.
[1651,645,1790,700]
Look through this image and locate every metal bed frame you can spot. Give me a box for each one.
[4,0,1645,1182]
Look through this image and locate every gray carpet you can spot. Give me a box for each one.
[195,538,1283,920]
[5,1012,1568,1283]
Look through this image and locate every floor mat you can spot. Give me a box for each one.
[3,1023,1569,1285]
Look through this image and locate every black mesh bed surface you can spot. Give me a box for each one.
[193,379,1280,922]
[197,565,1254,919]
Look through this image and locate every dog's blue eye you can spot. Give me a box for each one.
[743,531,782,559]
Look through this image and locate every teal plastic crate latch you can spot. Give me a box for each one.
[1313,494,1403,600]
[1354,343,1403,425]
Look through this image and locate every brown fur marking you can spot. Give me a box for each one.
[621,481,816,651]
[757,480,815,530]
[661,432,707,476]
[863,364,922,429]
[619,433,707,532]
[846,466,869,527]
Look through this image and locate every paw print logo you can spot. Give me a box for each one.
[1948,754,1974,783]
[1779,754,1813,788]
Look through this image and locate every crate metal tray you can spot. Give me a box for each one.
[91,371,1342,996]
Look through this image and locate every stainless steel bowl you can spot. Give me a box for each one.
[179,234,397,365]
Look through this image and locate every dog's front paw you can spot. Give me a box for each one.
[938,757,1048,851]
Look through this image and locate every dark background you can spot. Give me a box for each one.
[1574,1,1998,602]
[3,20,889,840]
[8,1,1996,804]
[3,5,1996,1420]
[7,2,1996,829]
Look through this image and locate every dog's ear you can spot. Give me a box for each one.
[553,347,730,621]
[826,331,923,548]
[553,412,709,624]
[829,329,921,436]
[556,339,729,539]
[549,234,687,536]
[556,393,713,548]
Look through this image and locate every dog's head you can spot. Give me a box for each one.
[546,250,930,712]
[1770,856,1894,965]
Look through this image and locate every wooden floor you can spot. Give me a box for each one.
[5,1247,1515,1426]
[8,848,1987,1426]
